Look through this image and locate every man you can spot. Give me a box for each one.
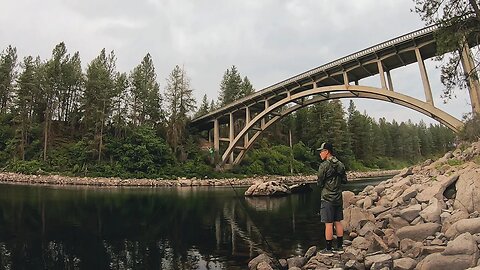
[317,142,347,255]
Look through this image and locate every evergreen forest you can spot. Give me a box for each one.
[0,43,457,179]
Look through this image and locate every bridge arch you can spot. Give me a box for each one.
[221,85,463,167]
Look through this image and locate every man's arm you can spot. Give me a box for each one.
[317,161,327,188]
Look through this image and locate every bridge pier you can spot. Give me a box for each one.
[460,41,480,115]
[415,47,434,105]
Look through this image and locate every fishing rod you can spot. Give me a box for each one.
[226,178,286,270]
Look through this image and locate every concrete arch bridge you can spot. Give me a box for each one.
[191,24,480,169]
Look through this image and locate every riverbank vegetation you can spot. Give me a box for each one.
[0,44,457,179]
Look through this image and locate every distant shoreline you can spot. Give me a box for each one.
[0,169,401,188]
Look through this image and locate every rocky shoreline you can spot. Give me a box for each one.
[0,169,400,188]
[248,139,480,270]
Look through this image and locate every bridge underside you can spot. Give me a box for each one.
[190,23,480,169]
[213,85,463,168]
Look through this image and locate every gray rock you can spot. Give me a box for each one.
[345,259,365,270]
[342,206,375,232]
[256,261,273,270]
[286,256,306,269]
[398,167,413,178]
[401,187,418,202]
[248,254,273,270]
[443,232,479,257]
[358,221,377,237]
[441,210,469,233]
[388,216,410,230]
[364,196,373,209]
[410,215,424,225]
[304,246,316,260]
[352,236,371,250]
[416,253,476,270]
[454,166,480,214]
[396,222,441,241]
[370,205,389,216]
[420,197,444,223]
[244,181,291,196]
[400,204,422,222]
[393,257,417,270]
[445,217,480,239]
[365,254,392,269]
[343,191,356,208]
[416,174,459,203]
[421,245,446,255]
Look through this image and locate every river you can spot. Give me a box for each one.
[0,176,389,269]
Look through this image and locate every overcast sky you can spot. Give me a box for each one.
[0,0,475,125]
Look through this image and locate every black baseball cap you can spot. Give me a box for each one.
[317,142,333,152]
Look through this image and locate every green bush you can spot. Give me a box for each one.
[7,160,45,174]
[459,113,480,142]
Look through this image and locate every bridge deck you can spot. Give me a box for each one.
[192,22,478,130]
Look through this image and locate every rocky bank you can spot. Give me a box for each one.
[0,169,399,187]
[248,139,480,270]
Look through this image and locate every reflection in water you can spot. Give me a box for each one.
[244,197,288,212]
[0,178,387,269]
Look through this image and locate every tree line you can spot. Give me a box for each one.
[0,43,256,178]
[0,42,459,178]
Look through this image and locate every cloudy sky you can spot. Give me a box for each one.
[0,0,474,125]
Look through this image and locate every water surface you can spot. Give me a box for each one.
[0,177,388,269]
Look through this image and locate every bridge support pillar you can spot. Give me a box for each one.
[377,60,387,89]
[386,70,394,91]
[229,113,234,164]
[213,118,219,152]
[245,107,250,147]
[415,47,434,105]
[460,41,480,115]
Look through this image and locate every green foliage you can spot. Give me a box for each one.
[412,0,480,101]
[239,143,315,175]
[6,160,45,174]
[447,158,463,166]
[459,113,480,142]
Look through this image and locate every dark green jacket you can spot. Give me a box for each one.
[317,156,347,205]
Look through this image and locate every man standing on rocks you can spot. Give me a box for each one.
[317,142,347,255]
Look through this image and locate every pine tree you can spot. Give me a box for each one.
[130,53,163,127]
[195,94,210,117]
[83,49,117,161]
[164,65,196,158]
[14,56,38,160]
[241,76,255,97]
[219,65,243,105]
[0,45,17,114]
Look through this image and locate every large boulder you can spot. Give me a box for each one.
[393,257,417,270]
[442,232,479,258]
[399,204,422,222]
[445,217,480,239]
[417,232,479,269]
[244,181,291,197]
[342,206,375,232]
[396,223,441,241]
[416,253,476,270]
[342,191,356,208]
[416,174,459,203]
[453,165,480,214]
[420,197,444,223]
[364,254,392,269]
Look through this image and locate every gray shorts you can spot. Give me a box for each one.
[320,200,343,223]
